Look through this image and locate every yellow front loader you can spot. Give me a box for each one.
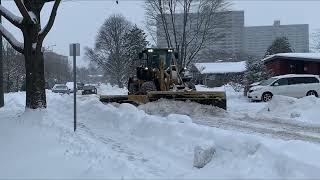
[100,48,227,110]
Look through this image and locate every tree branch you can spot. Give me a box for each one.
[39,0,61,42]
[0,5,23,28]
[0,25,24,54]
[13,0,34,24]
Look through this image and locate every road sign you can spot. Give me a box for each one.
[69,43,80,56]
[69,43,80,132]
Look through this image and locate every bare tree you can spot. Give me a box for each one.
[86,15,148,87]
[145,0,228,68]
[0,0,61,109]
[86,15,131,87]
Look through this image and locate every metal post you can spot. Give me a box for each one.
[0,0,4,108]
[69,43,79,132]
[73,45,77,132]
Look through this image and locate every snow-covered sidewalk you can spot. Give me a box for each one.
[1,87,320,178]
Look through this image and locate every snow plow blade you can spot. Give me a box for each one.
[100,91,227,110]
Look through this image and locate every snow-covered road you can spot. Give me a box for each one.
[138,85,320,143]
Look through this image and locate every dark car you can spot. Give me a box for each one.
[82,85,97,95]
[52,84,70,94]
[77,82,85,90]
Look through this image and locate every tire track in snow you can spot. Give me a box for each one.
[139,100,320,144]
[193,116,320,144]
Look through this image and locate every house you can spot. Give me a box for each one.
[191,61,246,87]
[262,53,320,75]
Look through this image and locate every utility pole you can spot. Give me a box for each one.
[0,0,4,108]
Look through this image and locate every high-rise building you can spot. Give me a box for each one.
[157,11,245,56]
[244,20,309,57]
[156,11,309,60]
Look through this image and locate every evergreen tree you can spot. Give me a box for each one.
[123,25,149,77]
[265,37,293,57]
[244,57,273,86]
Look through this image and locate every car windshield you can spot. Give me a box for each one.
[259,78,278,86]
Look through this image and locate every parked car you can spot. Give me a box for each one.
[52,84,70,94]
[248,74,320,102]
[82,85,97,95]
[77,82,84,90]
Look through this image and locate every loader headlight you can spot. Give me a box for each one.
[144,67,149,70]
[168,49,173,52]
[148,49,154,53]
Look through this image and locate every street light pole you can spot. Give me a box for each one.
[0,0,4,108]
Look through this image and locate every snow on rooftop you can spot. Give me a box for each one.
[263,53,320,62]
[194,61,246,74]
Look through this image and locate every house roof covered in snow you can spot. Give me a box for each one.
[194,61,246,74]
[262,53,320,63]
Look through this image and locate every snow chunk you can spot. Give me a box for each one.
[193,142,215,168]
[194,61,246,74]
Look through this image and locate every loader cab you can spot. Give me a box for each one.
[139,48,176,70]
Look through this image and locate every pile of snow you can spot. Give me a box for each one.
[196,85,225,92]
[97,83,128,95]
[196,84,242,98]
[262,95,320,125]
[194,61,246,74]
[2,92,320,178]
[139,99,225,117]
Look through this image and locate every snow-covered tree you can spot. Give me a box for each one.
[123,25,149,77]
[86,15,148,87]
[244,57,272,86]
[265,37,293,57]
[0,0,61,109]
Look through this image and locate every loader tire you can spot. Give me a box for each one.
[140,81,157,95]
[128,81,138,95]
[186,82,196,90]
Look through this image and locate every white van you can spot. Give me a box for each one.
[248,74,320,102]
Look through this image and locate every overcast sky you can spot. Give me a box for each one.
[2,0,319,66]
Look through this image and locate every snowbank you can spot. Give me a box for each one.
[1,92,320,178]
[262,95,320,125]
